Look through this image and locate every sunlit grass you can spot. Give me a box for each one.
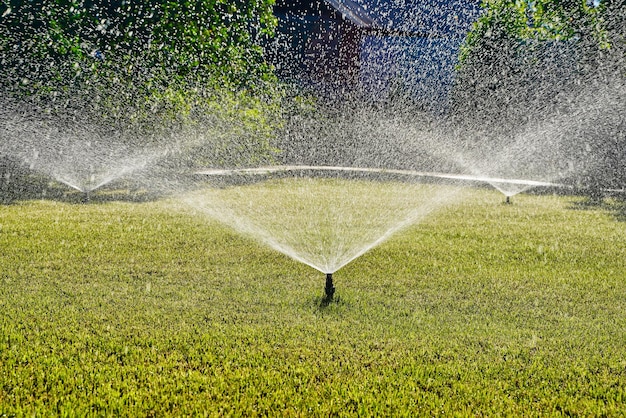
[1,186,625,415]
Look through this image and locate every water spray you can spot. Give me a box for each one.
[324,273,335,301]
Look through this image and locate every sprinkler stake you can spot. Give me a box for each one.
[324,273,335,301]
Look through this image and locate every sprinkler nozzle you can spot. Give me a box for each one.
[505,196,511,204]
[324,273,335,301]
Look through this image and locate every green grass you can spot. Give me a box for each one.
[1,186,626,416]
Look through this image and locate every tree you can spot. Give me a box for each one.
[454,0,621,111]
[451,0,626,196]
[0,0,281,165]
[0,0,276,92]
[453,0,605,117]
[596,0,626,75]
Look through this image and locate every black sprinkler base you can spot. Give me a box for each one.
[324,273,335,302]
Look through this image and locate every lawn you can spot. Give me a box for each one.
[1,184,625,416]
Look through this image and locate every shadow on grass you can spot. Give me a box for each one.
[568,195,626,222]
[319,294,338,308]
[309,294,349,313]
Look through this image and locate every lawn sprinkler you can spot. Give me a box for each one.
[324,273,335,301]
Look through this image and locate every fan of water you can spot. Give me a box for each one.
[445,79,625,199]
[1,108,165,195]
[185,168,465,275]
[179,90,577,289]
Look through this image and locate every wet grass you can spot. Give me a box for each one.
[1,187,625,415]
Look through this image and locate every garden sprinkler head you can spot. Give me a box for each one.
[82,191,90,203]
[505,196,511,204]
[324,273,335,301]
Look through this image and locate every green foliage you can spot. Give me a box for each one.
[459,1,528,65]
[597,0,626,61]
[455,0,608,102]
[0,0,277,92]
[1,188,626,414]
[173,87,284,168]
[455,0,623,101]
[0,0,282,166]
[459,0,607,64]
[529,0,600,41]
[453,0,626,196]
[148,0,277,89]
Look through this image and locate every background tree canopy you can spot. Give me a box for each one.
[0,0,281,166]
[453,0,624,116]
[452,0,626,195]
[0,0,277,93]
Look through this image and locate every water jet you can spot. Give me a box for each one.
[184,169,465,279]
[188,165,576,282]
